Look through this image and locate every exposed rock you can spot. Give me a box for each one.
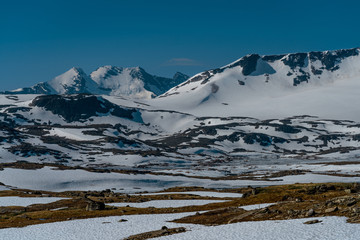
[85,200,105,211]
[124,227,186,240]
[345,189,353,194]
[304,219,322,224]
[306,209,315,217]
[324,207,338,213]
[30,94,139,123]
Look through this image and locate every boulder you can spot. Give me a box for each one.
[86,200,105,211]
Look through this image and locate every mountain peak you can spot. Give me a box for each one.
[70,66,85,73]
[161,47,360,108]
[46,67,96,95]
[173,72,190,83]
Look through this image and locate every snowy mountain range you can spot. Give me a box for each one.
[3,66,189,98]
[0,47,360,168]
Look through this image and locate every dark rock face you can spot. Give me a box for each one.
[229,54,261,76]
[7,142,62,157]
[275,124,301,134]
[262,54,286,62]
[293,69,310,86]
[173,72,190,84]
[282,53,308,69]
[242,132,287,146]
[316,134,345,146]
[309,48,359,71]
[30,94,139,123]
[311,66,323,75]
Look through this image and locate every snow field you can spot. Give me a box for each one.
[0,196,68,207]
[154,217,360,240]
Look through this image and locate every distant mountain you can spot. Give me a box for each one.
[90,66,189,98]
[157,47,360,118]
[3,66,189,98]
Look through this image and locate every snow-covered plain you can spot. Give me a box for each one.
[0,196,67,207]
[107,199,227,208]
[0,213,197,240]
[1,213,359,240]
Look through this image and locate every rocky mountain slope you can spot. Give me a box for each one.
[3,67,189,98]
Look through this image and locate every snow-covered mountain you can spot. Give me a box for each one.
[4,66,189,98]
[155,47,360,119]
[5,68,101,95]
[90,66,188,98]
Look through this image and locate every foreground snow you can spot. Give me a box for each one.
[1,214,359,240]
[0,196,67,207]
[0,213,196,240]
[155,217,360,240]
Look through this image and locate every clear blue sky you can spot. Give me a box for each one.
[1,0,359,91]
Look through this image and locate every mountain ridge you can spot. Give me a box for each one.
[3,66,189,99]
[164,47,360,96]
[154,47,360,119]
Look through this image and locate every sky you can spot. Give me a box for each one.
[0,0,359,91]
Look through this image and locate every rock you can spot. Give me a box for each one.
[304,219,322,224]
[85,200,105,211]
[306,209,315,217]
[175,227,186,233]
[318,185,329,192]
[282,195,289,201]
[259,207,270,214]
[242,192,250,198]
[345,189,353,194]
[347,199,357,206]
[352,207,360,213]
[325,207,338,213]
[251,188,258,195]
